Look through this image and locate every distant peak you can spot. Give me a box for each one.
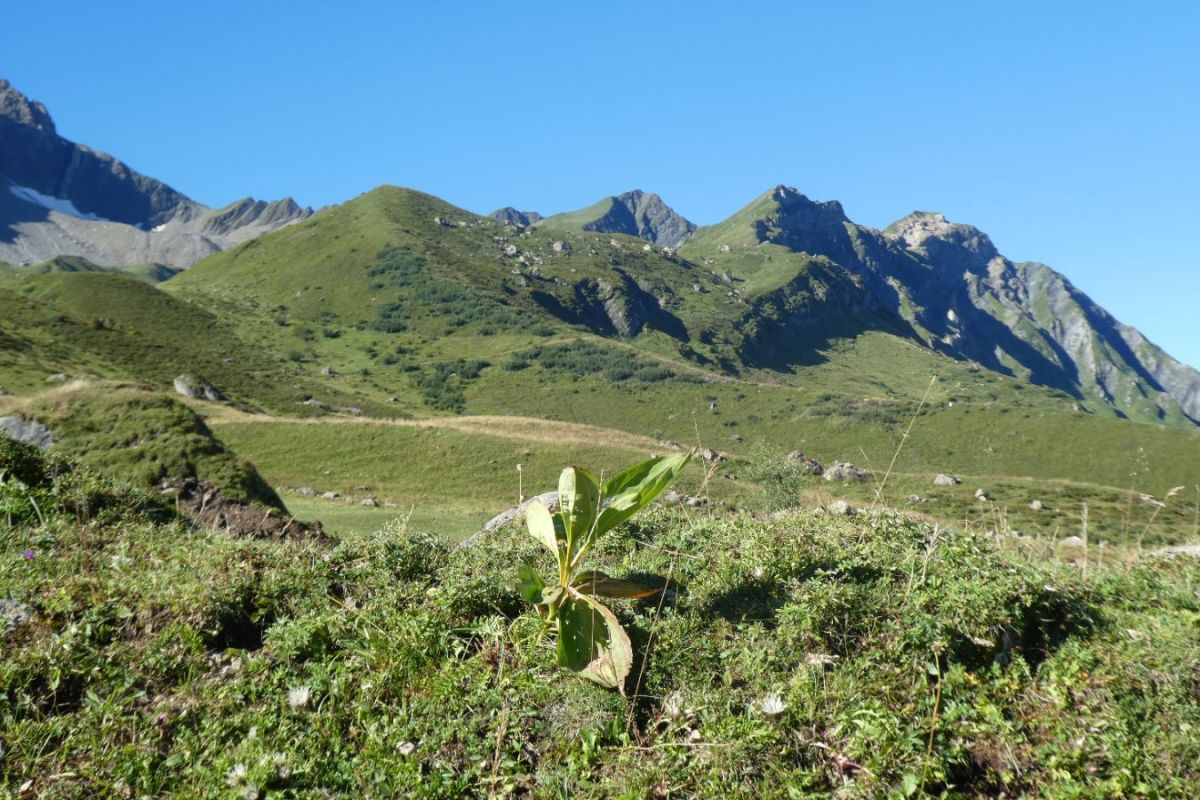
[489,207,542,227]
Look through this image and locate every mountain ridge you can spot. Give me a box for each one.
[0,79,312,267]
[678,185,1200,423]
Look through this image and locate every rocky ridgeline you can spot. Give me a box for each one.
[0,79,311,267]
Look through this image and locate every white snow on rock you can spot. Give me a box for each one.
[8,183,107,222]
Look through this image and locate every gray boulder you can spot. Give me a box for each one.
[173,374,224,402]
[0,416,54,448]
[462,490,560,546]
[1029,499,1044,511]
[823,462,870,482]
[933,473,960,486]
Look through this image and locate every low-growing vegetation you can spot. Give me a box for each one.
[3,444,1198,797]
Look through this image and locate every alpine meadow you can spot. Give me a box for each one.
[2,7,1200,797]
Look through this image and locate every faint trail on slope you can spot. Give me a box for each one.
[202,407,678,453]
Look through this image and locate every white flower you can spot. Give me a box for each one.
[288,685,311,709]
[225,763,248,786]
[661,690,687,720]
[241,784,260,800]
[756,692,787,717]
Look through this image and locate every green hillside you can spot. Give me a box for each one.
[0,382,283,509]
[1,185,1197,548]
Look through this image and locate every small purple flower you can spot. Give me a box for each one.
[21,549,35,560]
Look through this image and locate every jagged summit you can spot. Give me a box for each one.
[537,190,695,248]
[0,78,310,267]
[883,210,999,270]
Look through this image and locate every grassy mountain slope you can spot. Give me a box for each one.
[0,269,373,412]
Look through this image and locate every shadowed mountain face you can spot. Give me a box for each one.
[0,79,312,267]
[682,187,1200,424]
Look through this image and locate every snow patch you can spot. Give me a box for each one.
[8,183,107,222]
[151,224,167,233]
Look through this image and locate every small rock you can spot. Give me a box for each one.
[360,496,378,508]
[46,373,67,383]
[827,499,854,516]
[700,448,721,463]
[661,490,683,506]
[0,385,8,396]
[933,473,960,486]
[0,417,54,449]
[552,240,567,253]
[719,244,731,253]
[906,494,923,504]
[730,433,743,442]
[295,487,317,497]
[1059,535,1085,547]
[320,366,338,378]
[0,599,33,633]
[684,495,708,508]
[504,244,519,256]
[974,488,990,502]
[173,374,224,402]
[787,452,824,475]
[1029,499,1043,511]
[321,491,340,500]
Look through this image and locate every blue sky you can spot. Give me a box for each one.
[5,1,1198,367]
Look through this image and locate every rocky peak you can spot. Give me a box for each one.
[0,79,54,132]
[589,190,695,248]
[883,211,999,270]
[766,185,850,234]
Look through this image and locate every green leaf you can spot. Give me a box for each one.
[556,591,633,693]
[525,500,559,559]
[572,570,662,599]
[517,564,545,604]
[558,466,600,557]
[596,452,693,534]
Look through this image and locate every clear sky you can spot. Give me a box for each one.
[5,1,1198,367]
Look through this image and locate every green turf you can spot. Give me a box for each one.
[4,448,1198,796]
